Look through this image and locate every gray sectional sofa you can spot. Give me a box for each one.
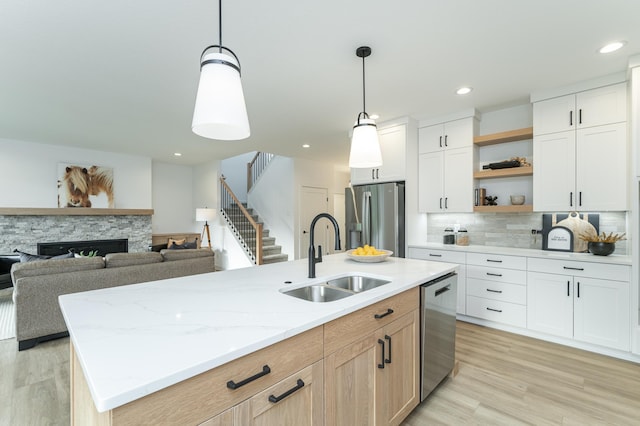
[11,248,215,350]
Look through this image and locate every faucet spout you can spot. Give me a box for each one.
[308,213,342,278]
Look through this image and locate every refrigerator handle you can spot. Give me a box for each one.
[362,191,372,246]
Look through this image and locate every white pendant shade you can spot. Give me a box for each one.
[349,118,382,168]
[192,51,250,140]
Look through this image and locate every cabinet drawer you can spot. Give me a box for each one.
[467,278,526,305]
[466,265,526,285]
[111,326,324,425]
[324,287,419,356]
[527,257,630,281]
[467,252,526,270]
[408,247,465,264]
[466,296,526,328]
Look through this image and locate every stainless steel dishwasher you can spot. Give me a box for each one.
[421,272,457,400]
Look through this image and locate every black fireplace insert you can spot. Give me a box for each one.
[37,239,128,257]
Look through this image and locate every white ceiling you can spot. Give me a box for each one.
[1,0,639,166]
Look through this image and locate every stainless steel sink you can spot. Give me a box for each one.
[283,285,353,302]
[282,275,391,302]
[326,276,391,293]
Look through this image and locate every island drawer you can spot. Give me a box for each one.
[527,257,630,281]
[467,265,526,285]
[110,326,324,425]
[467,278,526,305]
[466,296,526,328]
[324,287,419,356]
[467,253,526,270]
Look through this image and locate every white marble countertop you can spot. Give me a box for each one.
[409,243,632,265]
[58,253,456,413]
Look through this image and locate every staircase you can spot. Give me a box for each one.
[222,203,288,264]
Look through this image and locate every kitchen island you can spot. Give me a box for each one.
[60,253,456,425]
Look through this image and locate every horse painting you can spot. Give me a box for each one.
[58,164,114,208]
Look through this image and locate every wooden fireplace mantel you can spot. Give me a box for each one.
[0,208,154,216]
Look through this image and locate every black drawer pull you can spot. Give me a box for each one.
[486,307,502,313]
[429,253,443,257]
[563,266,584,271]
[378,339,385,369]
[486,272,502,277]
[374,308,394,319]
[486,289,502,294]
[227,365,271,389]
[268,379,305,403]
[384,334,392,364]
[486,259,502,263]
[435,285,451,297]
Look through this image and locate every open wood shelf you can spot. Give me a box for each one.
[473,204,533,213]
[474,166,533,179]
[473,127,534,146]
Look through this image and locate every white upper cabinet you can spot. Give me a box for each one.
[533,83,627,135]
[419,118,474,153]
[351,122,407,185]
[533,83,628,211]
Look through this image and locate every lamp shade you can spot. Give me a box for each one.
[349,118,383,168]
[192,51,250,140]
[196,208,217,222]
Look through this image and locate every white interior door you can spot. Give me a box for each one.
[299,186,329,259]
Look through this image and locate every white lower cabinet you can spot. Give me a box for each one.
[465,255,527,328]
[407,247,466,314]
[527,259,630,352]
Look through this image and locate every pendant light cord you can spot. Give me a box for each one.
[218,0,223,53]
[361,54,366,114]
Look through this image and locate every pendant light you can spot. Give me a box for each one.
[349,46,382,168]
[192,0,250,140]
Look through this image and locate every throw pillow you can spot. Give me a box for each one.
[167,238,186,248]
[13,249,74,263]
[168,241,198,250]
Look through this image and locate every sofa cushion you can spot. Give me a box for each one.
[160,248,214,261]
[11,256,105,283]
[105,252,163,268]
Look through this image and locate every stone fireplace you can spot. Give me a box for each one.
[0,208,153,254]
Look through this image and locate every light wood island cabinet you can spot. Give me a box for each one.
[324,288,420,426]
[72,288,422,426]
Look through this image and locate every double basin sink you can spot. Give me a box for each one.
[282,275,391,302]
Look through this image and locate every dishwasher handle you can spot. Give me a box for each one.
[434,285,451,297]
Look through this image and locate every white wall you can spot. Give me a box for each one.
[221,151,255,203]
[0,138,152,208]
[151,162,194,233]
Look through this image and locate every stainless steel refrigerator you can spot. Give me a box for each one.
[345,181,405,258]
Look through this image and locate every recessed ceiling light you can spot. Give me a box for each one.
[369,113,380,120]
[174,152,182,157]
[302,144,310,148]
[599,41,626,54]
[456,87,473,95]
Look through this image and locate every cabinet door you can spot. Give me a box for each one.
[573,277,630,351]
[527,272,573,338]
[418,124,444,154]
[576,83,627,129]
[377,310,420,426]
[324,334,379,426]
[199,408,235,426]
[418,151,444,212]
[377,124,407,182]
[575,123,628,210]
[533,130,576,211]
[443,147,473,212]
[533,94,575,135]
[236,361,323,426]
[443,118,474,150]
[350,166,376,185]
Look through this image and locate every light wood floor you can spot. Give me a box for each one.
[1,321,639,425]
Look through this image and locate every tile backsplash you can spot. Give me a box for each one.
[426,212,629,254]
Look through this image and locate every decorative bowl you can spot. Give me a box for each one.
[346,249,393,263]
[510,195,525,205]
[588,242,615,256]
